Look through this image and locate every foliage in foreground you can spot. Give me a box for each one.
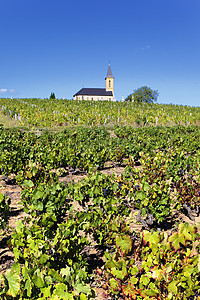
[101,223,200,299]
[0,216,94,299]
[0,124,199,299]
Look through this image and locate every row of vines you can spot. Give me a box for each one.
[0,123,200,299]
[0,98,200,128]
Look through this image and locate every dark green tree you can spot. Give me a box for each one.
[125,86,159,103]
[50,92,56,100]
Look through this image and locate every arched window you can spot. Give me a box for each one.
[109,80,111,88]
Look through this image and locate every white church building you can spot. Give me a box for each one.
[73,65,115,101]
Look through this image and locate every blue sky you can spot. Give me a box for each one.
[0,0,200,106]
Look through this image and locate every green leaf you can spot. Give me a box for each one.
[32,270,45,288]
[15,220,24,233]
[116,235,132,255]
[52,283,68,297]
[168,281,178,295]
[130,266,138,275]
[48,269,63,282]
[169,234,180,251]
[23,180,34,188]
[143,231,159,248]
[111,268,125,280]
[149,282,159,293]
[74,283,91,295]
[60,266,71,278]
[151,243,158,255]
[11,262,20,274]
[145,288,158,297]
[130,276,138,284]
[24,275,32,297]
[79,293,88,300]
[5,270,20,297]
[39,254,48,264]
[140,274,150,286]
[143,181,150,192]
[34,190,44,199]
[41,286,52,297]
[136,190,146,200]
[109,278,120,294]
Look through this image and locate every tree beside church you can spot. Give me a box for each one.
[125,86,159,103]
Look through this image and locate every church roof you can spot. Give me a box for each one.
[73,88,113,97]
[106,64,114,78]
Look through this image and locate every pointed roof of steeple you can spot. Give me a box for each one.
[106,64,114,78]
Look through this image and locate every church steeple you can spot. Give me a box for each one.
[105,64,114,96]
[106,64,113,78]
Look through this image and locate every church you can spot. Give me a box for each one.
[73,65,115,101]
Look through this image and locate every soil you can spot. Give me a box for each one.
[1,166,200,300]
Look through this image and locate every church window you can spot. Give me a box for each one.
[109,80,111,88]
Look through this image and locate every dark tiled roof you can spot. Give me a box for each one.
[106,64,114,78]
[73,88,113,97]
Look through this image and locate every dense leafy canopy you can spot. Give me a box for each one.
[125,86,159,103]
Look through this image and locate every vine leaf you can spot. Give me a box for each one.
[52,283,68,298]
[74,283,91,295]
[24,275,32,297]
[79,293,88,300]
[32,270,45,288]
[22,180,34,188]
[5,270,20,297]
[116,235,132,255]
[168,280,178,295]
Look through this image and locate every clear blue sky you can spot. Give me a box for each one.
[0,0,200,106]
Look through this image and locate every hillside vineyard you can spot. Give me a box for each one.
[0,99,200,299]
[0,98,200,128]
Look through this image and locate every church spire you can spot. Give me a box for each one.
[106,64,114,78]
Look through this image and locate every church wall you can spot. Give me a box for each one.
[73,95,115,101]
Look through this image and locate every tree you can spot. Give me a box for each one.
[50,92,56,100]
[125,86,159,103]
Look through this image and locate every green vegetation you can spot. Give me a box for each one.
[103,223,200,299]
[125,86,159,103]
[0,193,11,231]
[0,98,200,129]
[50,92,56,100]
[0,99,200,299]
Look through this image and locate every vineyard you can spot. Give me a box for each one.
[0,98,200,128]
[0,98,200,299]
